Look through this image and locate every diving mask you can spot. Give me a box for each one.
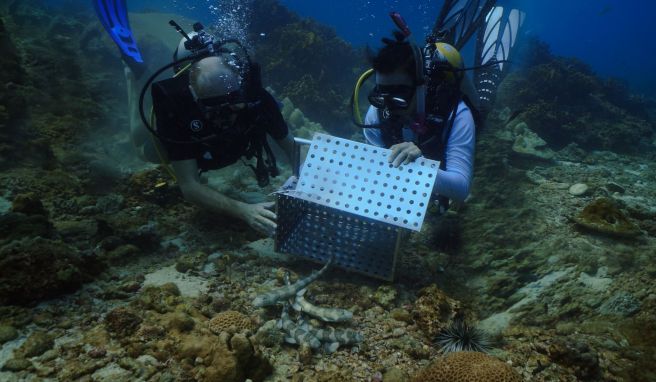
[368,85,416,111]
[193,87,252,120]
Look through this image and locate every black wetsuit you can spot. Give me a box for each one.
[151,72,288,173]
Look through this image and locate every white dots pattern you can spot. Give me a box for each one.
[295,133,439,231]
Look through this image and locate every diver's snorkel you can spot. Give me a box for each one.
[390,11,411,37]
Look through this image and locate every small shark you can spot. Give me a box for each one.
[278,304,322,350]
[278,307,363,353]
[275,270,362,353]
[298,316,364,353]
[252,255,334,307]
[281,271,353,322]
[291,288,353,322]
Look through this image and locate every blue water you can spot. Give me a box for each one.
[118,0,656,97]
[277,0,656,97]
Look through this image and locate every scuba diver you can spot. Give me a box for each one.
[94,1,294,236]
[364,31,476,214]
[352,2,524,214]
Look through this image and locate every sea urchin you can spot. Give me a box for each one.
[433,319,492,354]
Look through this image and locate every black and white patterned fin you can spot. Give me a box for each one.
[432,0,497,49]
[474,6,526,116]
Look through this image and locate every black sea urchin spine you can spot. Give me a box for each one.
[434,320,492,354]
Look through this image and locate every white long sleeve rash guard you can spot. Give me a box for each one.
[363,101,475,203]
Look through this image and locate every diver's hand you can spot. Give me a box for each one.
[240,202,277,236]
[389,142,422,167]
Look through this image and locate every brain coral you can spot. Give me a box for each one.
[412,351,522,382]
[208,311,253,335]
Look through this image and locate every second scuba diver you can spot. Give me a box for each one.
[128,22,295,236]
[356,15,479,215]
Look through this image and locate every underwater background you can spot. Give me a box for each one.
[124,0,656,97]
[0,0,655,381]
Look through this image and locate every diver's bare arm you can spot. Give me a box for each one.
[171,159,277,235]
[171,159,245,219]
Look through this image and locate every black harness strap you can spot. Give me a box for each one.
[242,112,279,187]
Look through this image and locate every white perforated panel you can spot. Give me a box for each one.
[292,133,439,231]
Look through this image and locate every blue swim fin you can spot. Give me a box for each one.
[93,0,144,72]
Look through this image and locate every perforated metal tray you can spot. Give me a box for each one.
[293,133,438,231]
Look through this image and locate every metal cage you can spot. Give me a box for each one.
[275,133,438,281]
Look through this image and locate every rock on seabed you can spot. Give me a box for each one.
[569,183,589,196]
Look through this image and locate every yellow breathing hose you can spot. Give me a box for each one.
[353,69,374,125]
[146,62,194,183]
[149,108,177,182]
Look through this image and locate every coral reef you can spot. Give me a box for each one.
[249,0,365,136]
[0,16,28,168]
[1,1,655,381]
[373,285,398,308]
[0,236,100,305]
[413,285,461,338]
[573,198,641,238]
[0,0,129,172]
[278,95,326,139]
[0,17,24,86]
[14,332,54,358]
[4,283,274,381]
[135,284,182,314]
[175,250,209,273]
[208,310,253,335]
[0,325,18,345]
[0,211,52,243]
[497,38,655,153]
[511,123,555,162]
[104,307,143,338]
[11,192,48,216]
[411,351,522,382]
